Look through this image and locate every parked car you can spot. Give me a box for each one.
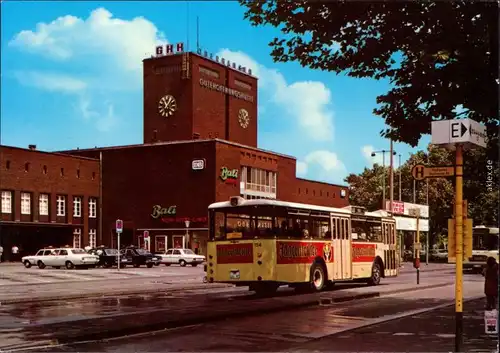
[121,246,159,268]
[22,247,99,269]
[87,246,129,268]
[430,249,448,262]
[158,248,206,267]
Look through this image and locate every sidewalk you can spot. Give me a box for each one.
[290,297,498,352]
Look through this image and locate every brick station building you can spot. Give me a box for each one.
[0,145,100,261]
[61,44,349,255]
[1,43,349,257]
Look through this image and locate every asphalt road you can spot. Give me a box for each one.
[25,274,486,352]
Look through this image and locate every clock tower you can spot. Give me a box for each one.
[143,45,258,147]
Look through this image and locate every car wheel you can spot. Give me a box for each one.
[191,263,198,267]
[24,261,32,268]
[65,261,75,270]
[146,263,154,268]
[179,259,187,267]
[367,262,382,286]
[37,261,46,269]
[310,262,326,292]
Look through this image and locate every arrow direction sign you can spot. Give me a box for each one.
[412,164,455,180]
[431,118,486,149]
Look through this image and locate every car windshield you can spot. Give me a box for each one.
[136,249,149,255]
[105,249,119,255]
[183,249,195,255]
[71,249,86,254]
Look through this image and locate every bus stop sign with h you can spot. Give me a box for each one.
[431,118,487,353]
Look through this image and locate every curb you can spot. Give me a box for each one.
[0,282,454,352]
[0,283,233,305]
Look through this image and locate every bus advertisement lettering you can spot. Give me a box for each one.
[216,243,253,264]
[352,243,376,262]
[277,241,332,264]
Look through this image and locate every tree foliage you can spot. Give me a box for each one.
[345,145,498,245]
[240,1,499,158]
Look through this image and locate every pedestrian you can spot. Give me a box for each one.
[0,245,3,262]
[11,245,19,262]
[483,257,498,310]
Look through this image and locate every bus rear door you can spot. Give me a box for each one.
[340,217,352,279]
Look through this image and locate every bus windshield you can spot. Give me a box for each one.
[209,206,331,241]
[473,228,499,251]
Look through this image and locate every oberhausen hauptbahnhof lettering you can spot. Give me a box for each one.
[0,42,349,259]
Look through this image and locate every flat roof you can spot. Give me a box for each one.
[0,145,99,162]
[59,138,297,160]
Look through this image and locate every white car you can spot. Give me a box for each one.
[22,248,99,269]
[157,248,206,267]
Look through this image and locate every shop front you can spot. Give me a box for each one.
[136,204,209,255]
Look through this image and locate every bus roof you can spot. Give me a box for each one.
[208,198,391,218]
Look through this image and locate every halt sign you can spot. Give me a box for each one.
[115,219,123,233]
[411,164,455,181]
[143,230,150,239]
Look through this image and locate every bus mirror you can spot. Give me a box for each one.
[230,196,244,206]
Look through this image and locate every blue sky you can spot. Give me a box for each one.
[1,1,430,185]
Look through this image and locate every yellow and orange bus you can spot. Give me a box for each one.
[205,197,398,295]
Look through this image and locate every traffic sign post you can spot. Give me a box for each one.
[410,208,421,284]
[431,118,486,353]
[143,230,150,251]
[115,219,123,270]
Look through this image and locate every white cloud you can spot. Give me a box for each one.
[298,150,346,184]
[9,8,166,79]
[9,8,162,132]
[12,71,87,93]
[217,49,334,141]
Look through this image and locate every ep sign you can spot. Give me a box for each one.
[192,159,205,170]
[431,118,486,149]
[115,219,123,233]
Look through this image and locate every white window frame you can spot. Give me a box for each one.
[89,197,97,218]
[39,194,49,216]
[1,191,12,214]
[56,195,66,217]
[89,229,97,248]
[73,228,81,248]
[73,196,82,217]
[21,192,31,215]
[240,166,277,199]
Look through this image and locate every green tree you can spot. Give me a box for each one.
[345,144,498,246]
[240,1,499,159]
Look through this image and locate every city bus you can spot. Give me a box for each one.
[464,225,499,273]
[204,197,398,295]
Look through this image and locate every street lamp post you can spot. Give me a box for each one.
[184,220,190,249]
[398,154,402,201]
[371,147,397,211]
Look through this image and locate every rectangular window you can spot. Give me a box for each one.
[240,166,277,199]
[89,197,97,218]
[1,191,12,214]
[39,194,49,216]
[21,192,31,215]
[73,228,81,248]
[89,229,97,248]
[73,196,82,217]
[56,195,66,216]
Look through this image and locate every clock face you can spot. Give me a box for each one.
[158,95,177,117]
[238,108,250,129]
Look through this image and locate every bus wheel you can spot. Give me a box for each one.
[310,263,326,292]
[367,262,382,286]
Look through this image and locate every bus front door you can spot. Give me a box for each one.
[383,222,397,277]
